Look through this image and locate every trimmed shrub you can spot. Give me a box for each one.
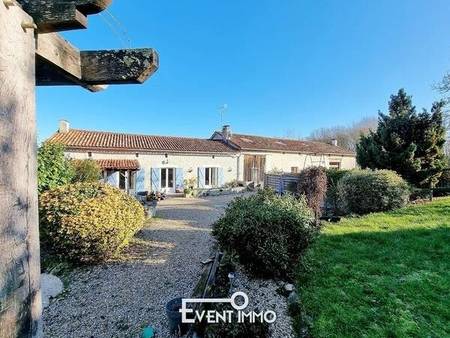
[71,159,101,183]
[212,189,316,278]
[338,169,410,214]
[39,182,145,263]
[297,167,327,220]
[325,169,350,215]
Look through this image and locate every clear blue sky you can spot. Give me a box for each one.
[37,0,450,142]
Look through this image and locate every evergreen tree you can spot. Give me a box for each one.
[357,89,447,187]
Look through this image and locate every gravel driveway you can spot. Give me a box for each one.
[43,195,238,338]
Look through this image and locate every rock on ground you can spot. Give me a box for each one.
[41,273,64,308]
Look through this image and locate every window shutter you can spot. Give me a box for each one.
[107,171,119,187]
[175,168,184,191]
[136,169,145,192]
[198,167,205,188]
[218,167,224,187]
[151,168,161,192]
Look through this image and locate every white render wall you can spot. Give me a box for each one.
[236,152,357,181]
[66,150,239,190]
[66,149,357,189]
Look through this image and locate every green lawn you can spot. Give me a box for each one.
[295,197,450,338]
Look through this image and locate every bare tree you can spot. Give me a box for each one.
[282,128,302,140]
[308,117,378,151]
[435,72,450,156]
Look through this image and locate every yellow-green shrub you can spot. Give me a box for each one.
[39,182,145,263]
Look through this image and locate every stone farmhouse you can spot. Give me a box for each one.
[47,121,356,194]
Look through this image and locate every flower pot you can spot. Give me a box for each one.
[165,297,187,334]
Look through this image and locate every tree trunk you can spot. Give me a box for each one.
[0,3,42,338]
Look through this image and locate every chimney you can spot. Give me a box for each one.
[331,139,338,146]
[222,125,232,140]
[59,120,70,133]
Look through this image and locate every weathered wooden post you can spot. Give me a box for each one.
[0,3,41,337]
[0,1,158,337]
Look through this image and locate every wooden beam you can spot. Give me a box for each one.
[36,32,81,79]
[73,0,112,14]
[16,1,85,32]
[35,33,105,92]
[35,33,159,88]
[81,49,159,84]
[17,0,112,32]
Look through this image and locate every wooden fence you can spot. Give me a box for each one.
[264,173,301,194]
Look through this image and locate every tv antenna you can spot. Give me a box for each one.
[218,104,228,126]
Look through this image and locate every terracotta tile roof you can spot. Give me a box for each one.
[95,159,140,170]
[227,133,355,156]
[71,159,140,170]
[47,129,236,153]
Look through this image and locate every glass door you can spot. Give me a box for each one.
[161,168,175,193]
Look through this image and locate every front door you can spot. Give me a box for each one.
[161,168,175,193]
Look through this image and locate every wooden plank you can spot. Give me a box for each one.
[0,3,42,337]
[81,48,159,84]
[36,32,82,79]
[36,33,155,90]
[35,58,107,92]
[244,155,252,181]
[35,33,106,91]
[16,0,112,32]
[16,1,88,32]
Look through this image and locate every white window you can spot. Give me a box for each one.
[329,161,341,169]
[205,167,219,187]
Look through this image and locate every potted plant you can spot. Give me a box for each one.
[183,177,197,198]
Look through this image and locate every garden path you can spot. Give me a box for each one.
[43,194,239,338]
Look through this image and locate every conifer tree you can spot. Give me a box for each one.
[357,89,447,187]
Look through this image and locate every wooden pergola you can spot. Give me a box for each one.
[0,1,158,337]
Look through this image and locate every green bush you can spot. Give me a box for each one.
[325,169,350,215]
[71,159,101,183]
[39,182,145,263]
[338,169,410,214]
[212,189,316,278]
[38,142,74,193]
